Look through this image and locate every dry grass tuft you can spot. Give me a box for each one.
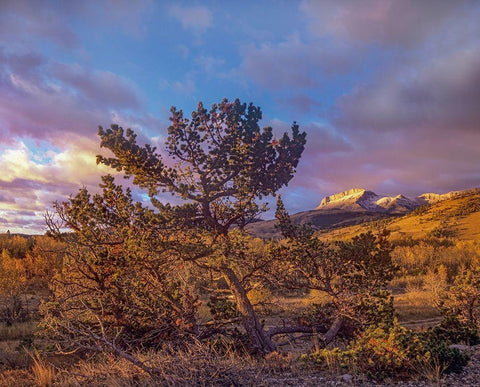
[30,351,55,387]
[47,340,263,386]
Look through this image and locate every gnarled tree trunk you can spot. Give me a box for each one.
[221,267,275,354]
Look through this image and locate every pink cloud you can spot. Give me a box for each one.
[289,122,480,205]
[0,1,77,48]
[0,53,145,143]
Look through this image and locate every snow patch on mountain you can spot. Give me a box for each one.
[317,189,418,214]
[316,188,480,214]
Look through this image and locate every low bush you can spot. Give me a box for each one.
[412,205,431,216]
[305,321,468,381]
[425,315,479,346]
[428,226,457,239]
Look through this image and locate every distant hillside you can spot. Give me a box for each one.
[247,187,480,239]
[320,188,480,242]
[246,209,391,239]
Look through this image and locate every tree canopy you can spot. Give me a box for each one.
[97,98,306,234]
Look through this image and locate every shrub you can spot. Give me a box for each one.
[450,197,480,217]
[425,315,479,346]
[305,321,468,381]
[412,205,431,216]
[428,226,457,239]
[300,302,358,340]
[1,294,29,326]
[436,263,480,326]
[43,176,201,351]
[274,200,398,344]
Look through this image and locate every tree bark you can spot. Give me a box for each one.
[221,267,275,354]
[266,317,344,346]
[321,316,344,345]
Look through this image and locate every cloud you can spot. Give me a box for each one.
[173,77,196,95]
[0,208,48,234]
[239,1,479,94]
[287,117,480,210]
[0,132,188,233]
[276,95,322,115]
[0,137,116,232]
[195,56,225,74]
[159,75,196,96]
[50,63,143,110]
[94,0,154,37]
[272,1,480,208]
[0,71,104,141]
[0,142,48,183]
[0,138,112,189]
[0,1,77,49]
[0,53,144,142]
[335,48,480,133]
[0,49,46,78]
[300,0,470,47]
[0,0,154,50]
[168,4,212,33]
[240,35,358,89]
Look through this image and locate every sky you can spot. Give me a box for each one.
[1,0,480,234]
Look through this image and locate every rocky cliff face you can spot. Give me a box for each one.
[316,188,419,214]
[315,187,479,214]
[417,188,480,204]
[318,188,373,207]
[315,188,480,214]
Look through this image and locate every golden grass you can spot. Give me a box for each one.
[1,341,264,386]
[390,275,424,293]
[394,289,440,324]
[49,342,264,386]
[319,192,480,242]
[30,351,55,387]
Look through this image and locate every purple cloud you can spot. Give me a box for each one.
[336,48,480,133]
[289,120,480,207]
[0,53,144,142]
[50,63,142,110]
[300,0,470,47]
[0,0,153,51]
[240,36,358,89]
[0,1,77,49]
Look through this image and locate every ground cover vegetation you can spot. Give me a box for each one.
[0,99,479,385]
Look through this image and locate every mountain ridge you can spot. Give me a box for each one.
[315,187,480,214]
[246,187,480,238]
